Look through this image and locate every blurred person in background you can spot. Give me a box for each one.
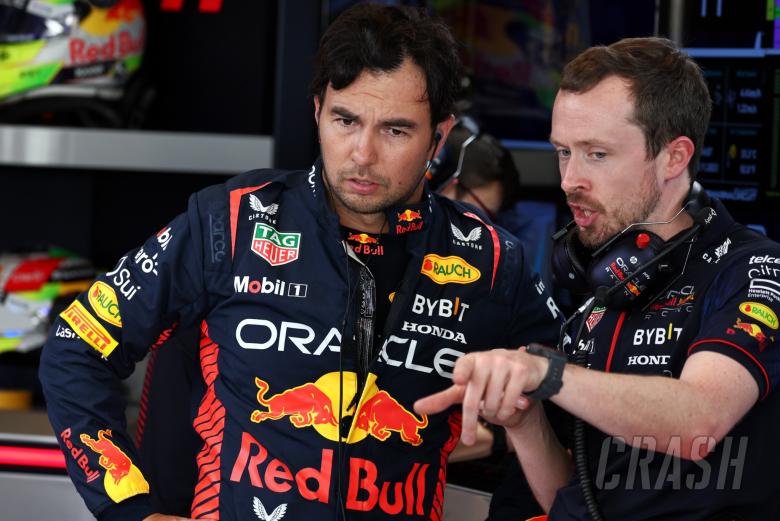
[436,122,558,289]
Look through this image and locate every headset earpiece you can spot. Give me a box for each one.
[551,223,667,307]
[684,181,711,216]
[551,225,592,295]
[434,131,442,144]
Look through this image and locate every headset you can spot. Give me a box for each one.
[550,181,714,309]
[424,131,444,172]
[425,116,481,191]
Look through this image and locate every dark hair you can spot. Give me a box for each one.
[559,37,712,180]
[310,3,462,128]
[448,127,521,211]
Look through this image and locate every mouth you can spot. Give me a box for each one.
[569,203,598,228]
[346,178,382,195]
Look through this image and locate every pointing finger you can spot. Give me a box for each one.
[414,385,465,415]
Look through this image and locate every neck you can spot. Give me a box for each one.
[339,212,388,234]
[646,180,695,241]
[653,209,694,241]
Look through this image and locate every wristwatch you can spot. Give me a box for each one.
[524,344,567,400]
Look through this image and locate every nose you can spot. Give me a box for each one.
[350,129,378,168]
[559,154,589,196]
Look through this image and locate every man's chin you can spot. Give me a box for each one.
[577,228,612,249]
[341,197,390,216]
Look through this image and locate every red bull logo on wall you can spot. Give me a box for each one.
[80,429,149,503]
[249,372,427,446]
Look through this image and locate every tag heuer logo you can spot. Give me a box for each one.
[585,306,606,332]
[251,223,301,266]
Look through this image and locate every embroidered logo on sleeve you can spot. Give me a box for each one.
[60,300,118,357]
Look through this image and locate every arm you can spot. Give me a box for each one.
[504,401,572,511]
[548,350,757,459]
[416,346,759,510]
[40,191,214,520]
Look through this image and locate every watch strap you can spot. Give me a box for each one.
[525,344,566,400]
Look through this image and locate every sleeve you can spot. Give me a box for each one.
[39,190,214,519]
[687,250,780,400]
[499,231,564,348]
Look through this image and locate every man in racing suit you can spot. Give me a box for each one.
[417,37,780,519]
[39,5,561,521]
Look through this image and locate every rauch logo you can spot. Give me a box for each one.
[87,281,122,327]
[420,254,480,285]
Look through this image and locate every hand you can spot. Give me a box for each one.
[143,515,202,521]
[414,347,548,445]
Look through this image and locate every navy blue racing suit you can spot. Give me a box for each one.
[40,162,562,520]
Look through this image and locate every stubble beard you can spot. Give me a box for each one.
[578,166,662,249]
[325,166,424,216]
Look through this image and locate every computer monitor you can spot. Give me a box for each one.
[688,48,780,238]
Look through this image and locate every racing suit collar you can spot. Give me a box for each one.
[383,190,433,237]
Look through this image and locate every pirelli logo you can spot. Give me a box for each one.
[60,300,118,357]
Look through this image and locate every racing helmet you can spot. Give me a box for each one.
[0,249,94,354]
[0,0,147,126]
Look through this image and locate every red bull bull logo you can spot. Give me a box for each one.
[347,233,384,255]
[648,292,696,313]
[728,317,775,352]
[251,377,338,428]
[80,429,149,503]
[397,209,422,222]
[249,372,427,446]
[396,209,424,234]
[354,390,428,446]
[348,233,379,245]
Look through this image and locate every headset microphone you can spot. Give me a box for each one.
[593,206,715,307]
